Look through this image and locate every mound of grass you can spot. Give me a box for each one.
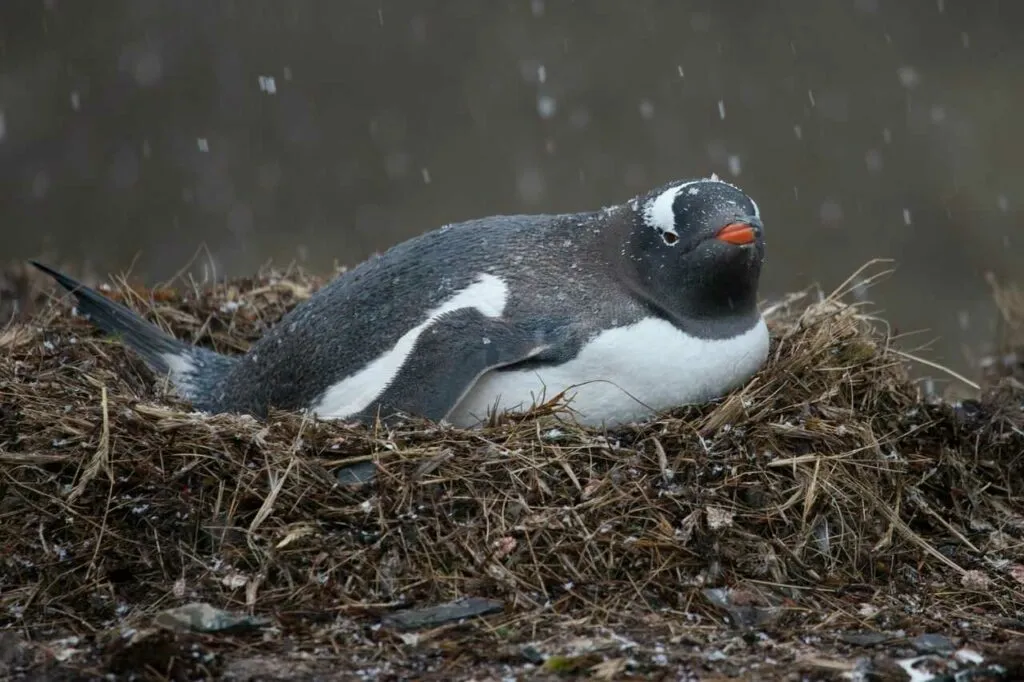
[1,260,1022,680]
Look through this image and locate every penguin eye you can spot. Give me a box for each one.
[662,232,678,245]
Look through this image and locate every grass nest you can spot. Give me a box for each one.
[2,260,1023,679]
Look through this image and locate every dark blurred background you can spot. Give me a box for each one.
[1,0,1021,387]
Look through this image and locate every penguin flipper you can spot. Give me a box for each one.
[363,308,554,425]
[30,261,237,410]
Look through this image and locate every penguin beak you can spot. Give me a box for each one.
[715,221,759,246]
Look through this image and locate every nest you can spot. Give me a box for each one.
[2,261,1023,671]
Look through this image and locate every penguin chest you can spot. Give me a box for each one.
[448,316,770,428]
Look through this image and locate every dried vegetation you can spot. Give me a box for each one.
[1,260,1023,680]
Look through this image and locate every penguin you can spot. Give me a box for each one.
[31,175,770,429]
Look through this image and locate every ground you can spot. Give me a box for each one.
[1,261,1022,681]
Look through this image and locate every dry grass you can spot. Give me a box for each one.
[982,272,1024,387]
[2,260,1023,679]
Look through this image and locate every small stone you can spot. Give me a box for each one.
[381,597,504,630]
[154,602,271,633]
[961,569,992,591]
[336,461,377,485]
[911,633,955,654]
[705,506,734,530]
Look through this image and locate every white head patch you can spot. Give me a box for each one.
[641,174,757,245]
[642,179,712,245]
[643,186,682,241]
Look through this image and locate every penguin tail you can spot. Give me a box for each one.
[30,260,237,410]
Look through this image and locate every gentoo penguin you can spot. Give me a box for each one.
[31,176,770,429]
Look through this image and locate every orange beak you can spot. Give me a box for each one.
[715,222,757,245]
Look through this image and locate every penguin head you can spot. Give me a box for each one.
[627,176,765,324]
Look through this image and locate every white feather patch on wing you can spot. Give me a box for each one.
[311,272,509,419]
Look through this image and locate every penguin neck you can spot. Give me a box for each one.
[677,275,761,329]
[608,220,762,339]
[643,269,761,340]
[679,259,761,320]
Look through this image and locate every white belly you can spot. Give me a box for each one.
[447,316,770,428]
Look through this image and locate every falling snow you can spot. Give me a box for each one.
[865,149,883,172]
[820,200,843,224]
[537,95,557,119]
[258,75,277,94]
[897,66,921,89]
[727,155,742,176]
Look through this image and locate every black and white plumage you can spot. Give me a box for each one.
[32,176,770,428]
